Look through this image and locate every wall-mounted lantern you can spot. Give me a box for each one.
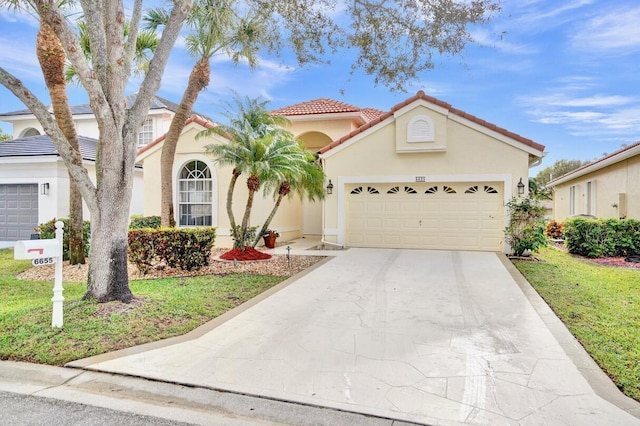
[517,178,525,195]
[326,179,334,195]
[41,183,50,195]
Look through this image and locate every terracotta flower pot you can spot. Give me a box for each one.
[263,234,277,249]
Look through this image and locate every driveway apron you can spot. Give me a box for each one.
[72,249,639,425]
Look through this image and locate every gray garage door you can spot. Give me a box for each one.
[0,184,39,241]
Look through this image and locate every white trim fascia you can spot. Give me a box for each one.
[319,115,395,159]
[448,114,544,158]
[548,145,640,187]
[335,173,513,249]
[0,156,59,164]
[393,99,450,118]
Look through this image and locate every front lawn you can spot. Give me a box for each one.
[513,246,640,402]
[0,248,285,365]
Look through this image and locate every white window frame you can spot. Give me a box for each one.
[138,118,154,147]
[569,185,576,215]
[177,160,213,227]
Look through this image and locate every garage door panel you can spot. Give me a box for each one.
[347,182,503,251]
[0,184,39,241]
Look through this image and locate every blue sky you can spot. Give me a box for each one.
[1,0,639,174]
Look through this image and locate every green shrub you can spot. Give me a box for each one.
[564,217,640,258]
[128,228,217,273]
[504,197,548,256]
[35,218,91,261]
[129,215,161,229]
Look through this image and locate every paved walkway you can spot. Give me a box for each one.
[70,248,640,425]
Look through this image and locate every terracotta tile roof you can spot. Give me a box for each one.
[318,90,546,155]
[272,98,364,116]
[547,140,640,186]
[136,114,215,156]
[361,107,386,121]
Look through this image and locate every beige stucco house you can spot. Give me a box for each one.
[138,91,545,252]
[547,141,640,221]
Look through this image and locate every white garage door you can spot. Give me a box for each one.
[0,184,39,241]
[347,182,504,251]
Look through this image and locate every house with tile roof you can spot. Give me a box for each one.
[1,90,545,252]
[138,91,544,251]
[546,141,640,221]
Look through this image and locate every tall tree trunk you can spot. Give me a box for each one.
[36,22,85,264]
[160,57,210,227]
[84,132,135,302]
[227,168,240,240]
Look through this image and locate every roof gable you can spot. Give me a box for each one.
[319,90,545,156]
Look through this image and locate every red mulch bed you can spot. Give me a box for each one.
[220,247,272,261]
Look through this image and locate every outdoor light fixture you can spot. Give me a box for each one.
[41,183,50,195]
[517,178,525,195]
[326,179,334,195]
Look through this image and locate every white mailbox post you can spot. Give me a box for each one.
[15,221,65,328]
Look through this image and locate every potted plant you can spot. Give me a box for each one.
[262,229,279,249]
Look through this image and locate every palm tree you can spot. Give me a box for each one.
[144,0,263,227]
[252,149,325,247]
[1,0,87,264]
[198,96,290,245]
[200,96,308,249]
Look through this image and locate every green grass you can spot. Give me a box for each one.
[513,247,640,402]
[0,249,284,366]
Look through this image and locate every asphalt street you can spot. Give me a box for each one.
[0,391,194,426]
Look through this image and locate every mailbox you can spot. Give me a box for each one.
[14,240,61,260]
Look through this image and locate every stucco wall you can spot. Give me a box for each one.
[552,154,640,221]
[320,105,533,246]
[140,124,303,248]
[0,158,143,226]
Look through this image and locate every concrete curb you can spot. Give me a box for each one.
[0,361,422,426]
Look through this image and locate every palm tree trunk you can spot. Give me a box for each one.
[252,194,284,247]
[238,189,256,249]
[227,168,240,236]
[36,22,85,264]
[160,56,210,227]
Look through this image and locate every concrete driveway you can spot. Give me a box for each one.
[71,249,639,425]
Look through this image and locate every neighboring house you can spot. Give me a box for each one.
[139,91,545,252]
[0,135,143,240]
[0,94,173,241]
[547,141,640,221]
[0,95,180,148]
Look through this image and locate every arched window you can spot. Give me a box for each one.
[21,128,41,137]
[178,160,212,226]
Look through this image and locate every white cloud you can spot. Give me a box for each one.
[519,76,640,140]
[570,6,640,53]
[470,28,537,55]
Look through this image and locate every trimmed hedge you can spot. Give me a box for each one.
[128,228,217,274]
[129,215,161,230]
[563,217,640,258]
[35,218,91,261]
